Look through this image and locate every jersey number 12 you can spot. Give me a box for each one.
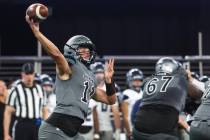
[81,81,95,103]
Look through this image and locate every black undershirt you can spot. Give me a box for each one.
[134,104,179,135]
[46,112,83,137]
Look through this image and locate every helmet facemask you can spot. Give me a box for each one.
[64,43,96,67]
[129,77,143,93]
[75,44,96,66]
[126,68,144,92]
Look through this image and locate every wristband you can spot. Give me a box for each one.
[105,80,116,96]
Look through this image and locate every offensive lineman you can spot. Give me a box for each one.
[132,57,202,140]
[25,14,116,140]
[188,74,210,140]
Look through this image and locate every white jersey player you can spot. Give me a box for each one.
[79,99,97,140]
[91,62,121,140]
[121,68,144,139]
[40,74,56,116]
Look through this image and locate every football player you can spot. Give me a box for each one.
[132,57,202,140]
[121,68,144,139]
[26,15,116,140]
[78,99,97,140]
[188,73,210,140]
[91,62,121,140]
[40,74,56,116]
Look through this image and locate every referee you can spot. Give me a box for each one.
[4,63,48,140]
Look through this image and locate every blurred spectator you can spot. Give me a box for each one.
[0,80,8,140]
[4,63,48,140]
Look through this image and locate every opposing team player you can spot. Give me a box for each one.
[40,74,56,116]
[91,62,121,140]
[78,99,97,140]
[25,14,116,140]
[121,68,144,139]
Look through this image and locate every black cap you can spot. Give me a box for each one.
[22,63,34,74]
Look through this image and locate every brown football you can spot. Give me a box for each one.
[26,3,48,22]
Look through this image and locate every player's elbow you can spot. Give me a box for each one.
[52,49,63,59]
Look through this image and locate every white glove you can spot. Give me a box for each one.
[114,128,121,140]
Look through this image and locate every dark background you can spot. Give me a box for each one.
[0,0,210,56]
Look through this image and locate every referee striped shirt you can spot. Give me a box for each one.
[6,81,47,119]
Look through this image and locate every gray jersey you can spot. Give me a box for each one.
[53,60,96,120]
[193,81,210,120]
[140,68,188,112]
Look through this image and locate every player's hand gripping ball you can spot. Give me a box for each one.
[26,3,48,22]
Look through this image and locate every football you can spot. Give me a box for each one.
[26,3,48,22]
